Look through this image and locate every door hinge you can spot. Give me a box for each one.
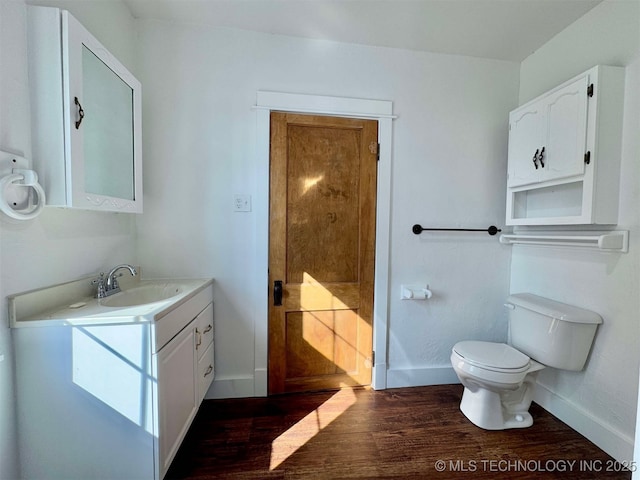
[376,143,380,161]
[587,83,594,97]
[371,351,375,366]
[584,151,591,165]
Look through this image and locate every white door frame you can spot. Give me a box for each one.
[253,91,394,395]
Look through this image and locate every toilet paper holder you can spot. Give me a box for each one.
[401,284,433,300]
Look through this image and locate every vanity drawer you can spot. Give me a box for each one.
[195,303,214,360]
[155,285,213,353]
[197,341,214,402]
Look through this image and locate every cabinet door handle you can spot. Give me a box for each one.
[195,329,202,349]
[532,148,539,169]
[204,365,213,377]
[538,146,545,168]
[274,280,283,306]
[74,97,85,129]
[202,324,212,334]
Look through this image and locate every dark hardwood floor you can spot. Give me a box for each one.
[166,384,631,479]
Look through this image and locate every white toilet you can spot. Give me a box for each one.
[451,293,602,430]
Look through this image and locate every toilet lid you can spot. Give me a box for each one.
[453,341,530,372]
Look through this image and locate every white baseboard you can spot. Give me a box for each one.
[372,362,388,390]
[534,383,634,463]
[253,367,268,397]
[206,366,459,397]
[206,375,256,399]
[386,366,459,388]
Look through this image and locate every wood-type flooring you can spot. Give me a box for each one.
[166,384,632,480]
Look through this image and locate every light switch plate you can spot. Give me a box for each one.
[233,194,251,212]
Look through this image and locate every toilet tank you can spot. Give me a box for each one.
[506,293,602,371]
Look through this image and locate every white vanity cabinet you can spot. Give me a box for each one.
[11,281,214,480]
[27,6,143,212]
[506,65,624,225]
[156,322,198,478]
[155,296,215,479]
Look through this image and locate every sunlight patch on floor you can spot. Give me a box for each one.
[269,387,357,470]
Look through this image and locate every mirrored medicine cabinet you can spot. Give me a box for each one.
[28,6,143,213]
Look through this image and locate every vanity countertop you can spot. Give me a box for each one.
[8,276,213,328]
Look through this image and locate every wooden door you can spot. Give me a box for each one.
[268,112,378,395]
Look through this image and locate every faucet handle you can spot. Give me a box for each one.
[109,272,126,290]
[92,272,107,298]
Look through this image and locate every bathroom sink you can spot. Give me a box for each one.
[9,277,213,327]
[100,283,184,307]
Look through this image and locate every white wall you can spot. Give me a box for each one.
[512,0,640,463]
[135,19,519,398]
[0,1,138,478]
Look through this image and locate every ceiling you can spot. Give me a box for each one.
[123,0,603,62]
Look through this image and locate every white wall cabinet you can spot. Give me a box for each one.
[506,65,624,225]
[12,285,214,480]
[27,6,143,212]
[508,75,589,188]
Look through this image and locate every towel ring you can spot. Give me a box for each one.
[0,172,46,220]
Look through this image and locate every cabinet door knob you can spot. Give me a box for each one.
[538,146,545,168]
[74,97,85,129]
[532,148,539,169]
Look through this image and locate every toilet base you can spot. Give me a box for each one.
[459,373,539,430]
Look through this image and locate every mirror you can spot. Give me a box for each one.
[82,45,135,201]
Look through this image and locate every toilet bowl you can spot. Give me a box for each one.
[451,341,544,430]
[450,293,602,431]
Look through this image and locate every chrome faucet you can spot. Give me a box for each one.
[106,264,138,292]
[93,264,138,298]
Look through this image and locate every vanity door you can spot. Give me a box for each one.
[63,11,143,212]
